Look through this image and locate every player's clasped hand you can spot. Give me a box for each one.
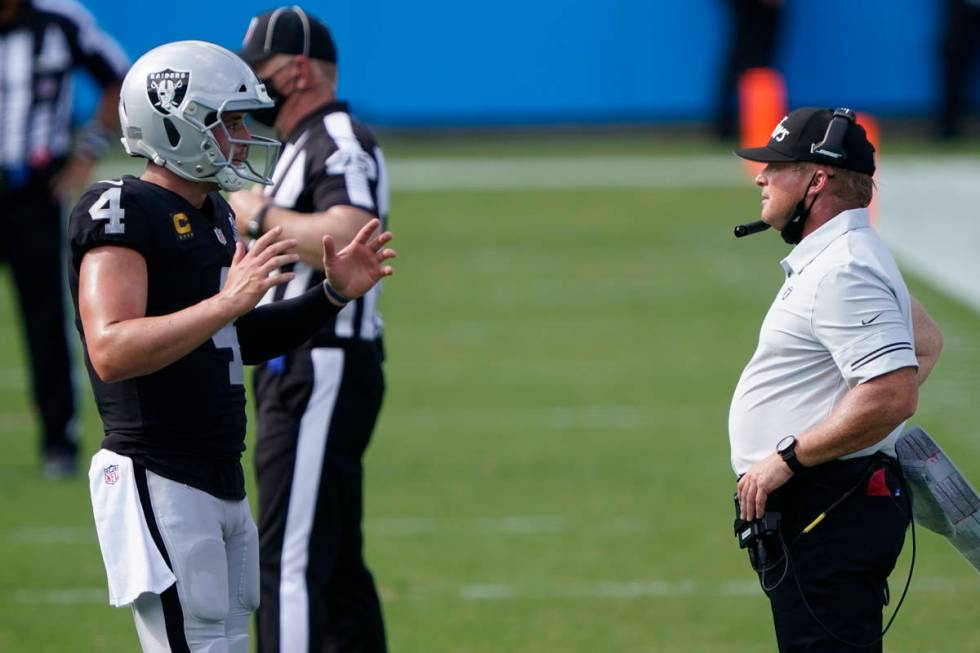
[322,218,396,302]
[220,226,300,317]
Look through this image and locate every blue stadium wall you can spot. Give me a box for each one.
[78,0,968,127]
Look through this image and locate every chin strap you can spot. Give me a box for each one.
[781,172,819,245]
[214,165,246,192]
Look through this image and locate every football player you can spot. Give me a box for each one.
[67,40,395,652]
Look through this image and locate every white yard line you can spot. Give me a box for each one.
[7,575,973,606]
[8,588,106,604]
[6,526,93,544]
[451,575,977,602]
[7,515,569,543]
[366,515,567,537]
[390,404,663,431]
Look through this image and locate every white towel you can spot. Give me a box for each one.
[88,449,177,607]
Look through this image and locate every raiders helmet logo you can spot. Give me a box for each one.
[147,69,190,115]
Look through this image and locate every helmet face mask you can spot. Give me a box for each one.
[188,100,280,191]
[120,41,281,191]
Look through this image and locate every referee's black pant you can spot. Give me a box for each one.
[254,340,387,653]
[1,164,76,462]
[749,455,910,653]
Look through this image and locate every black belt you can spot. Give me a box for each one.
[796,451,898,481]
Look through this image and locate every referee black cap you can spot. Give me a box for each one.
[735,107,876,176]
[239,6,337,66]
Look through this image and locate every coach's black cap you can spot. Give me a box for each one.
[239,6,337,66]
[735,107,876,176]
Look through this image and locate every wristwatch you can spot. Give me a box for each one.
[246,203,271,240]
[776,435,806,474]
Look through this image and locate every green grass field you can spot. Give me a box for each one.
[1,141,978,652]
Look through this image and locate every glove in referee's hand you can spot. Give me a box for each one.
[322,218,395,304]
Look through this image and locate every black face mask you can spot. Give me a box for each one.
[781,172,819,245]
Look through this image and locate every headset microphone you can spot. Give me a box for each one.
[734,220,771,238]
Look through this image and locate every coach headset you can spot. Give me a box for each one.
[733,108,859,242]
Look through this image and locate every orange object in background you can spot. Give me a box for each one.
[738,68,787,179]
[857,112,880,224]
[857,112,879,153]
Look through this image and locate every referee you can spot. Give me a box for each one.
[729,107,943,651]
[231,7,390,652]
[0,0,128,478]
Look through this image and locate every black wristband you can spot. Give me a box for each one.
[246,203,271,239]
[322,280,352,306]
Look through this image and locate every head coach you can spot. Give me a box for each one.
[728,107,944,651]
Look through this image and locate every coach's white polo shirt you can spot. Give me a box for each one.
[729,208,918,476]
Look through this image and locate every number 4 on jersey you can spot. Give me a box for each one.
[212,267,244,385]
[88,183,126,234]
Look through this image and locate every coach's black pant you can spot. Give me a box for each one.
[0,165,76,460]
[751,456,910,653]
[254,341,386,653]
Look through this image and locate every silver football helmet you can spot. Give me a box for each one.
[119,40,280,191]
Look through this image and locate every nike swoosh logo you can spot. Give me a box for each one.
[861,312,883,326]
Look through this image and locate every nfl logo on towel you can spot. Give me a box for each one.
[104,464,119,485]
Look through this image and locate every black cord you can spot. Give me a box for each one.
[785,517,915,648]
[758,543,789,592]
[778,464,916,648]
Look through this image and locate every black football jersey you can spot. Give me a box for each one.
[68,176,248,499]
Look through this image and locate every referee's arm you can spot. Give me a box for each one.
[229,188,374,268]
[260,204,374,268]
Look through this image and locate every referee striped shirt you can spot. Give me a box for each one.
[0,0,127,173]
[259,100,389,344]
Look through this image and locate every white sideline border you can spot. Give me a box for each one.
[876,158,980,315]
